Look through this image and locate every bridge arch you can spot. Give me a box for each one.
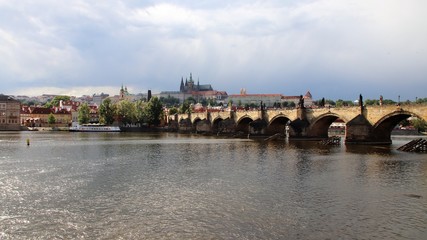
[193,117,202,125]
[236,116,254,133]
[307,113,342,138]
[371,110,421,142]
[178,118,192,131]
[212,117,223,133]
[266,115,291,135]
[192,117,202,131]
[194,117,214,133]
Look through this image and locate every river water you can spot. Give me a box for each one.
[0,132,425,239]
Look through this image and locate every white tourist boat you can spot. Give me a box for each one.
[69,124,121,132]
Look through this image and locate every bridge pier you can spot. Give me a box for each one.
[344,114,392,145]
[195,119,212,133]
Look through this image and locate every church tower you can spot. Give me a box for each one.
[180,77,185,92]
[120,84,125,100]
[187,73,194,91]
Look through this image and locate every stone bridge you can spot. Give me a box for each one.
[171,104,427,144]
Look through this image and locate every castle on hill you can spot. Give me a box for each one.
[157,73,228,104]
[156,73,313,107]
[179,73,213,93]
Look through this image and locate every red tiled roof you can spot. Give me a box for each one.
[31,107,53,114]
[281,96,300,99]
[229,94,282,97]
[54,109,70,114]
[191,90,228,96]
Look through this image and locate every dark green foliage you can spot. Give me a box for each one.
[281,101,296,108]
[159,95,180,107]
[365,98,396,105]
[99,98,116,125]
[47,113,56,126]
[116,100,135,125]
[168,107,178,115]
[186,97,197,104]
[382,99,397,105]
[336,99,354,107]
[199,98,217,107]
[180,101,192,114]
[364,99,380,105]
[78,103,90,124]
[45,96,70,108]
[144,97,163,126]
[411,118,427,132]
[134,100,147,125]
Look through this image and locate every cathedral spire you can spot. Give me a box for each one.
[180,77,184,92]
[189,73,193,82]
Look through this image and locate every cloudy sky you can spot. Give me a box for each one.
[0,0,425,100]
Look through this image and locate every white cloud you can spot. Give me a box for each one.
[12,86,123,97]
[0,0,426,100]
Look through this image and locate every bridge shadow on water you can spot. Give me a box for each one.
[345,144,394,155]
[256,138,398,156]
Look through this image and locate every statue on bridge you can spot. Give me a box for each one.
[320,97,325,107]
[298,95,305,109]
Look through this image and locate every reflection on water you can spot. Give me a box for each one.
[0,132,426,239]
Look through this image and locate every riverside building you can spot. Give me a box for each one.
[0,94,21,130]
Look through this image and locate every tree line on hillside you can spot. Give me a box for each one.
[78,97,164,127]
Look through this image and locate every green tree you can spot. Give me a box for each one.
[365,99,379,106]
[288,102,296,108]
[200,98,208,106]
[99,98,116,125]
[336,99,354,107]
[228,99,233,108]
[144,97,164,126]
[382,99,397,105]
[249,103,258,108]
[78,103,90,124]
[159,95,180,107]
[47,113,56,126]
[52,96,70,106]
[326,99,335,106]
[180,101,191,114]
[207,98,217,106]
[411,118,427,132]
[416,97,427,104]
[134,100,147,125]
[237,100,242,107]
[281,101,289,108]
[116,99,135,126]
[186,97,197,104]
[399,119,410,127]
[168,107,178,115]
[281,101,296,108]
[45,96,71,108]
